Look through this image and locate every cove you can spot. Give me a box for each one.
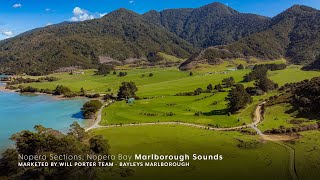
[0,88,87,152]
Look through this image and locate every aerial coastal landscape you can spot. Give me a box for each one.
[0,0,320,179]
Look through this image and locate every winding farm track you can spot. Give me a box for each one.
[85,100,299,180]
[85,101,266,132]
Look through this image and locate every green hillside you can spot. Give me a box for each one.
[0,9,195,75]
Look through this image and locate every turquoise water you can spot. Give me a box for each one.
[0,87,87,152]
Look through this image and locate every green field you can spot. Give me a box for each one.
[291,131,320,180]
[259,104,317,132]
[92,125,290,180]
[13,60,320,179]
[17,61,320,128]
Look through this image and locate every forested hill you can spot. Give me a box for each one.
[180,5,320,70]
[143,2,271,47]
[0,8,195,75]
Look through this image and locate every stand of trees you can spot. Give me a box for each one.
[226,84,253,113]
[7,76,59,86]
[0,123,113,179]
[117,82,138,99]
[81,100,103,119]
[222,77,235,87]
[243,66,268,82]
[254,77,279,92]
[95,64,114,76]
[244,65,279,95]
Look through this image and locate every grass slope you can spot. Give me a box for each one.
[17,62,320,128]
[92,125,290,180]
[291,131,320,180]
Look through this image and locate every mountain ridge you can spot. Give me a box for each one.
[179,4,320,70]
[143,2,271,47]
[0,8,196,75]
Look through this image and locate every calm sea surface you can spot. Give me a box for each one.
[0,83,87,152]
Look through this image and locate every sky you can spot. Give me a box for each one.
[0,0,319,40]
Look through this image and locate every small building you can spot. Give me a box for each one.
[127,98,135,104]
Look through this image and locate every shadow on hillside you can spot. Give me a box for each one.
[203,109,229,116]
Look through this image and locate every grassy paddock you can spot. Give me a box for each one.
[92,125,290,180]
[291,131,320,180]
[260,104,317,131]
[16,61,320,128]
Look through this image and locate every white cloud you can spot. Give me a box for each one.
[69,7,108,22]
[1,31,14,37]
[129,1,134,4]
[46,23,53,26]
[12,3,22,8]
[73,7,86,15]
[99,13,108,17]
[70,7,96,22]
[45,8,51,12]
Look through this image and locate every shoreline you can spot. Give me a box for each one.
[0,82,88,100]
[1,81,100,130]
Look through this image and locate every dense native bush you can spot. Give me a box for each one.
[272,77,320,117]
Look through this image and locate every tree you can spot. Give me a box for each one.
[117,81,138,99]
[81,100,103,119]
[54,85,71,95]
[207,84,213,91]
[147,52,164,63]
[189,72,193,76]
[226,84,253,113]
[255,77,278,92]
[68,122,87,141]
[243,66,268,82]
[222,77,235,87]
[113,71,117,75]
[89,135,110,155]
[96,64,114,75]
[118,72,127,77]
[0,124,111,179]
[80,87,85,96]
[149,73,154,77]
[237,64,244,70]
[214,84,223,92]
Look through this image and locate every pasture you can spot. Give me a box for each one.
[17,60,320,128]
[92,125,290,180]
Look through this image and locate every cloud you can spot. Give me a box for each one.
[129,1,135,5]
[45,8,51,12]
[70,7,96,21]
[99,13,108,17]
[73,7,86,15]
[46,23,53,26]
[12,3,22,8]
[1,31,13,37]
